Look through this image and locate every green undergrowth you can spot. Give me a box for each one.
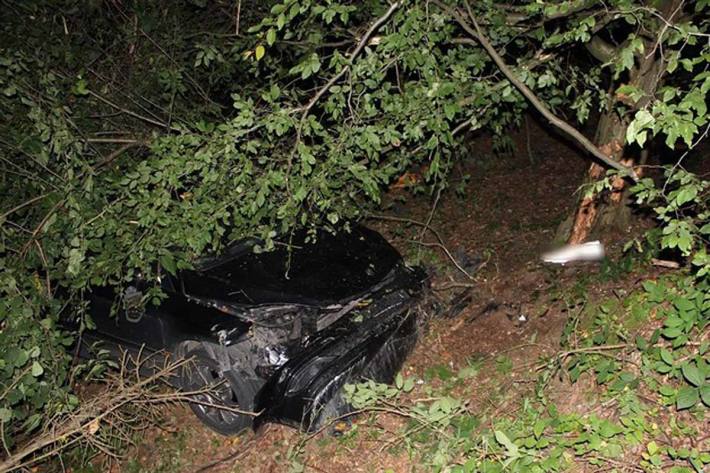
[286,271,710,473]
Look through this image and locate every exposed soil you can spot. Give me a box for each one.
[105,117,662,473]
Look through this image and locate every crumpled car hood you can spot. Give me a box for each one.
[181,225,402,306]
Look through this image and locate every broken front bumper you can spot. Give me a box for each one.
[254,266,425,431]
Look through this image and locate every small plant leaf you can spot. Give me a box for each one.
[255,45,266,61]
[495,430,519,458]
[682,362,705,387]
[676,386,699,410]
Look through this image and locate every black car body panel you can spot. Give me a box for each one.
[254,286,420,431]
[82,224,426,433]
[184,225,402,306]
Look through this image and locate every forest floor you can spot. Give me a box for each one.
[93,118,704,473]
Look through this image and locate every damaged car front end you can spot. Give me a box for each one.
[253,265,424,431]
[82,225,427,434]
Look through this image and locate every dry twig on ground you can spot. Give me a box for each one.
[0,351,244,473]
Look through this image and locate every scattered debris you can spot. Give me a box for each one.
[442,289,474,319]
[651,258,681,269]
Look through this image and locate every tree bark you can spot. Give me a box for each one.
[567,106,627,244]
[565,0,679,244]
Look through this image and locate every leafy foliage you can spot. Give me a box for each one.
[335,270,708,472]
[1,0,709,465]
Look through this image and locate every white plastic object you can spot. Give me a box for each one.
[541,240,605,265]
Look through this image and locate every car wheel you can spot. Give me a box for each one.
[178,345,255,435]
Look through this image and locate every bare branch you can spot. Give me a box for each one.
[366,213,474,280]
[0,193,52,220]
[86,89,181,132]
[0,352,255,473]
[92,141,148,171]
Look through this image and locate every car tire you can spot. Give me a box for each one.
[178,345,256,436]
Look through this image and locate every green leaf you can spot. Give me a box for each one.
[6,347,29,368]
[660,349,674,365]
[700,385,710,406]
[31,361,43,377]
[662,327,683,339]
[676,386,699,409]
[533,419,547,439]
[160,254,177,275]
[74,78,89,96]
[395,373,403,390]
[495,430,519,457]
[617,36,644,74]
[266,28,276,46]
[255,45,265,61]
[598,419,623,438]
[626,110,654,146]
[682,362,705,387]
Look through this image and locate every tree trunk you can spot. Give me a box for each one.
[566,107,627,244]
[564,0,678,244]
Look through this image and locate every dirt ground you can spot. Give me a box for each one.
[105,117,659,473]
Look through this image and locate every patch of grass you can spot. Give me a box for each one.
[330,272,710,472]
[123,430,189,473]
[494,355,513,375]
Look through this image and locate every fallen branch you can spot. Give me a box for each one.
[651,258,681,269]
[0,351,253,473]
[432,281,476,291]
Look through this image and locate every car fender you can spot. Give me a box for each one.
[254,298,418,431]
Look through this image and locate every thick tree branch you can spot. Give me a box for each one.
[434,0,638,180]
[585,35,618,63]
[506,0,598,25]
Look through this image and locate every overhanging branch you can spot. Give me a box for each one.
[433,0,637,180]
[506,0,598,25]
[295,0,402,117]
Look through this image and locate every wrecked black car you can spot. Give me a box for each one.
[82,225,426,435]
